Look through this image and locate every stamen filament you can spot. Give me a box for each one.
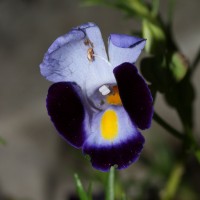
[93,54,113,68]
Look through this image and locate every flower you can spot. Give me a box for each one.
[40,22,153,171]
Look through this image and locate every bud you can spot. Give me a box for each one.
[170,52,188,81]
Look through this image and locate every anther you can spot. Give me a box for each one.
[87,48,94,62]
[99,85,111,96]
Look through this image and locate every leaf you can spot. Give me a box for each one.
[142,19,166,54]
[140,56,172,93]
[164,74,195,128]
[87,181,93,200]
[74,173,89,200]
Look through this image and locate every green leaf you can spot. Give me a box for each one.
[87,181,93,200]
[74,173,89,200]
[140,56,171,93]
[142,19,166,54]
[164,75,195,128]
[127,0,151,19]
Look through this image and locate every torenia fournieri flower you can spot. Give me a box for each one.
[40,23,153,171]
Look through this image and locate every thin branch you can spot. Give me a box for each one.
[151,0,160,17]
[160,162,184,200]
[153,112,184,140]
[191,46,200,75]
[167,0,176,26]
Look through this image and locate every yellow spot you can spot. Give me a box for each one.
[106,86,122,105]
[101,109,118,140]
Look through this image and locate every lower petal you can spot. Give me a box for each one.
[83,106,145,171]
[46,82,87,148]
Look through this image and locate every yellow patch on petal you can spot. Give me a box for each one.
[101,109,118,141]
[106,86,122,105]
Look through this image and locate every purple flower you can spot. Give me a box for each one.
[40,22,153,171]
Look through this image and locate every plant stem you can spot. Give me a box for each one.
[153,112,184,140]
[0,136,6,145]
[191,46,200,75]
[160,162,184,200]
[161,163,184,200]
[167,0,176,26]
[151,0,160,17]
[106,166,115,200]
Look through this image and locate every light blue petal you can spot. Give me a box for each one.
[108,34,146,67]
[85,61,116,98]
[40,22,115,93]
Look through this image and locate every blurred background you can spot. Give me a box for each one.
[0,0,200,199]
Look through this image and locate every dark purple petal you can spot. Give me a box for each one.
[113,62,153,130]
[46,82,86,148]
[83,132,145,172]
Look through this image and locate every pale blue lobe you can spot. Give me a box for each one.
[108,34,146,67]
[40,22,115,94]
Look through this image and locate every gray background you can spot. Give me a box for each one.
[0,0,200,199]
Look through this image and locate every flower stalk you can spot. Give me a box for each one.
[106,166,115,200]
[153,112,183,140]
[160,162,184,200]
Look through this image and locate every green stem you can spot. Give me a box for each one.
[0,136,6,145]
[151,0,160,17]
[160,162,184,200]
[106,166,115,200]
[191,46,200,75]
[167,0,176,26]
[154,113,200,163]
[153,112,184,140]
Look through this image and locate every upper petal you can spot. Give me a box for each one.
[113,62,153,130]
[46,82,88,148]
[108,34,146,67]
[83,106,145,171]
[40,22,112,89]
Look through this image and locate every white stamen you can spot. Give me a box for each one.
[99,85,111,96]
